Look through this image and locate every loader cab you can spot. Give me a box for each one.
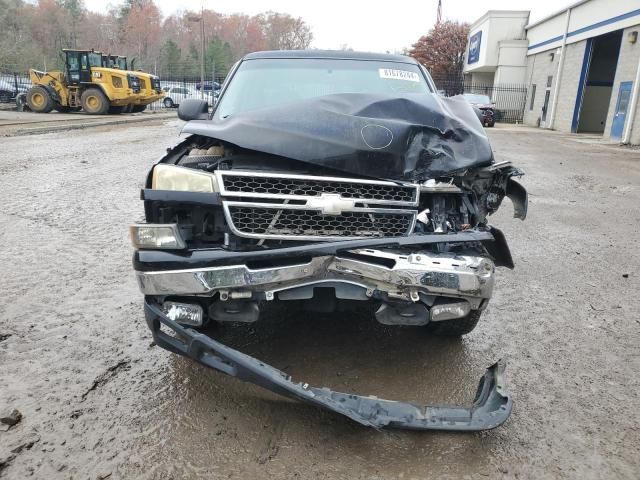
[64,49,102,85]
[102,54,128,71]
[115,56,128,70]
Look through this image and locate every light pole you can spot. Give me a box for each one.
[188,8,206,99]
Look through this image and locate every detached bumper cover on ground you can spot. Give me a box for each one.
[145,300,512,431]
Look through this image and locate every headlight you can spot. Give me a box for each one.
[152,164,218,192]
[129,224,186,249]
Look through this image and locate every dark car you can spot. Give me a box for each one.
[463,93,496,127]
[130,50,527,431]
[195,81,221,91]
[0,78,29,103]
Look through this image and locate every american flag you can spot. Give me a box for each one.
[437,0,442,24]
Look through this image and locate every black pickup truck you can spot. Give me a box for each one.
[130,50,527,431]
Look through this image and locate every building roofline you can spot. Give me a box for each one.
[470,10,530,30]
[525,0,590,29]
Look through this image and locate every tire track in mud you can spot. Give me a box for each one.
[0,123,174,479]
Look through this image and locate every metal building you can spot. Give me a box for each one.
[465,0,640,144]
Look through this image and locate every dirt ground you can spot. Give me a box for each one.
[0,110,175,137]
[0,121,639,480]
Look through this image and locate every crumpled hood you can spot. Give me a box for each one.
[182,93,494,181]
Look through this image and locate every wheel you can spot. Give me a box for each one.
[81,88,110,115]
[108,106,124,114]
[26,86,54,113]
[427,310,482,337]
[0,90,11,103]
[163,97,174,108]
[131,104,147,113]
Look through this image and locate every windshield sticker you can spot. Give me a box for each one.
[379,68,420,82]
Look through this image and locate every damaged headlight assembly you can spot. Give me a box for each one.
[152,164,219,192]
[130,50,528,431]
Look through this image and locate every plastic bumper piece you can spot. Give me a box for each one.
[145,299,512,431]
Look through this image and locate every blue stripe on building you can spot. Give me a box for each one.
[528,8,640,50]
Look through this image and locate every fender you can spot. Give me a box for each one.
[506,178,528,220]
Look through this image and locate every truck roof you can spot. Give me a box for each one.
[243,50,418,64]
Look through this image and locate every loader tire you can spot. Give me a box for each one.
[131,104,147,113]
[27,86,54,113]
[427,310,482,337]
[81,88,110,115]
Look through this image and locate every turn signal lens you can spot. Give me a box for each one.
[152,164,218,192]
[129,224,186,249]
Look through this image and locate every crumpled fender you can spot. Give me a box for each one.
[506,178,528,220]
[145,300,512,431]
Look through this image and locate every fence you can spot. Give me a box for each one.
[0,71,30,104]
[0,69,228,111]
[432,75,529,124]
[145,73,226,111]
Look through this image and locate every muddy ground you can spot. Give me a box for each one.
[0,121,639,479]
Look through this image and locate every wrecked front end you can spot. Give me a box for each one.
[131,92,526,430]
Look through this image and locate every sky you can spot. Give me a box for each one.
[87,0,577,53]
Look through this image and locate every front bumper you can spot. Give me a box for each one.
[135,232,500,307]
[145,299,512,430]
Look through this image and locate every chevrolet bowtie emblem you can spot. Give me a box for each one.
[306,193,356,215]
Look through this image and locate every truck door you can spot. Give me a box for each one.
[79,53,91,83]
[611,81,632,139]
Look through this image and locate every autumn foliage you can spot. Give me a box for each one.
[0,0,313,77]
[408,20,470,79]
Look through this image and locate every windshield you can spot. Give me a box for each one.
[464,94,492,104]
[215,58,432,119]
[117,57,127,70]
[88,53,102,68]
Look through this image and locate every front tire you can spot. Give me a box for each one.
[81,88,110,115]
[163,97,174,108]
[26,86,54,113]
[427,310,483,337]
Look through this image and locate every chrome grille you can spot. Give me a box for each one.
[216,171,418,206]
[218,171,419,241]
[225,204,415,240]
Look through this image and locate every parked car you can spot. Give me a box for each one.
[196,81,221,91]
[130,50,527,431]
[463,93,496,127]
[162,86,194,108]
[163,86,216,108]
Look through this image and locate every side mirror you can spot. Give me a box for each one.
[178,99,209,121]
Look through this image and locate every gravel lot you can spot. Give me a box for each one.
[0,121,639,479]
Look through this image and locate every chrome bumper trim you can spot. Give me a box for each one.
[136,249,495,304]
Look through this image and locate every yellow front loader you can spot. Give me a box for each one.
[102,54,164,112]
[26,49,141,114]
